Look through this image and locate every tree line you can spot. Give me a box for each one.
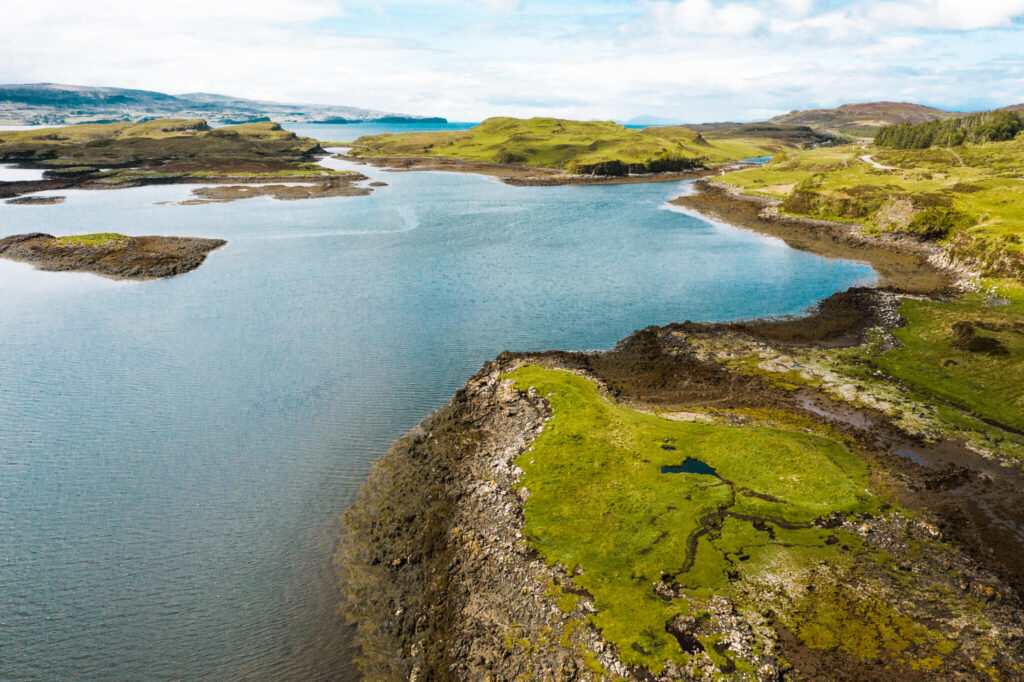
[874,110,1023,149]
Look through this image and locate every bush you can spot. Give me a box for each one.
[496,149,527,164]
[902,207,975,240]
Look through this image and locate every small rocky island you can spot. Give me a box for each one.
[0,232,226,280]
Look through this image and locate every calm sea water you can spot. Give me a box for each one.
[288,120,478,143]
[0,124,874,680]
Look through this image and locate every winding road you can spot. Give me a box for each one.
[860,145,897,170]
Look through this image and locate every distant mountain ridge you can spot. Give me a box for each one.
[768,101,961,137]
[0,83,446,126]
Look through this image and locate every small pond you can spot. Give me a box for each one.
[661,458,719,476]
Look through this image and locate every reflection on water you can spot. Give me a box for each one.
[0,163,46,181]
[0,131,874,679]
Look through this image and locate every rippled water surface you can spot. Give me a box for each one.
[0,125,874,679]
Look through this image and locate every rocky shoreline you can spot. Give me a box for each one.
[332,152,742,186]
[0,233,226,280]
[671,179,969,294]
[0,167,372,204]
[336,179,1024,679]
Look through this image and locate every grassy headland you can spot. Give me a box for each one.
[715,137,1024,280]
[508,365,885,672]
[0,118,370,203]
[0,119,323,168]
[499,363,1022,677]
[347,117,824,175]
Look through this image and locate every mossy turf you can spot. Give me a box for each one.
[865,280,1024,433]
[52,233,130,248]
[348,117,787,169]
[505,365,925,672]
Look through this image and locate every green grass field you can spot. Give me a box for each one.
[0,119,322,167]
[717,139,1024,278]
[503,365,965,673]
[348,117,789,169]
[866,280,1024,433]
[51,233,131,248]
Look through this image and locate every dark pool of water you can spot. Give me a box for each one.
[661,458,720,476]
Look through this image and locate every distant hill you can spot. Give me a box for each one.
[1001,104,1024,112]
[0,83,446,126]
[348,116,814,172]
[685,122,837,147]
[769,102,957,138]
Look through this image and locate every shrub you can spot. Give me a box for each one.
[902,207,975,240]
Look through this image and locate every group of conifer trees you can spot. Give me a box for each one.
[875,110,1022,149]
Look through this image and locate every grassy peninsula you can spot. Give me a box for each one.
[0,118,370,203]
[508,366,884,672]
[503,364,1016,677]
[346,117,828,177]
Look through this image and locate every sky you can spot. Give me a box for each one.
[2,0,1024,122]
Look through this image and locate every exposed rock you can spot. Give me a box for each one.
[4,195,65,205]
[0,233,225,280]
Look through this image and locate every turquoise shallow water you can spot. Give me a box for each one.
[287,120,478,143]
[0,127,874,679]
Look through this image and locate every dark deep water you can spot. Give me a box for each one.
[0,124,874,679]
[661,458,720,476]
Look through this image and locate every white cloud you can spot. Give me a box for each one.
[864,0,1024,31]
[0,0,1023,122]
[644,0,767,36]
[479,0,523,11]
[644,0,1024,39]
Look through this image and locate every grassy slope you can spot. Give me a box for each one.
[769,102,953,138]
[867,280,1024,432]
[348,117,786,168]
[718,140,1024,261]
[505,365,966,673]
